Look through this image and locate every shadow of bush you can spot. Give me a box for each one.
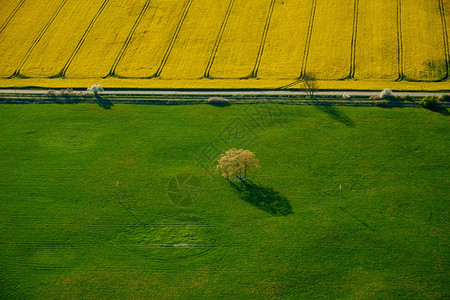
[95,95,113,109]
[229,180,293,216]
[315,104,355,127]
[426,106,450,116]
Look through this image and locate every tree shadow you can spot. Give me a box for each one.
[315,105,355,127]
[95,95,113,109]
[340,207,375,231]
[229,180,293,216]
[425,106,450,116]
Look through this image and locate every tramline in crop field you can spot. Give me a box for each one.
[354,0,399,80]
[0,0,448,89]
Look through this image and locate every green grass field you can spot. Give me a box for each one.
[0,103,448,298]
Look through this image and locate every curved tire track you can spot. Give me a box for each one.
[154,0,194,78]
[300,0,317,79]
[10,0,68,78]
[438,0,449,80]
[57,0,111,78]
[204,0,235,79]
[348,0,359,79]
[0,0,26,35]
[106,0,153,78]
[251,0,277,78]
[280,0,316,89]
[396,0,404,81]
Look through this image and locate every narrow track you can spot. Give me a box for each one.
[204,0,235,79]
[348,0,359,79]
[396,0,404,81]
[300,0,317,79]
[154,0,194,78]
[0,89,446,97]
[438,0,449,80]
[279,0,316,89]
[0,0,26,35]
[58,0,111,78]
[251,0,277,78]
[10,0,68,78]
[106,0,153,78]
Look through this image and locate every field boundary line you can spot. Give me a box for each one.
[154,0,194,78]
[106,0,153,78]
[0,0,26,35]
[10,0,68,79]
[251,0,277,78]
[347,0,359,79]
[438,0,449,80]
[204,0,235,79]
[57,0,111,78]
[396,0,404,81]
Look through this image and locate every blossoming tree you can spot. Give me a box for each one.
[216,148,260,181]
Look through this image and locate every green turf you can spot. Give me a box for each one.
[0,103,448,298]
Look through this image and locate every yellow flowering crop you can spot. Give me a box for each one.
[258,0,313,79]
[20,0,106,78]
[115,0,190,78]
[354,0,399,80]
[0,0,447,89]
[402,0,447,81]
[0,0,23,28]
[160,0,230,79]
[66,0,148,78]
[208,0,273,79]
[0,0,63,77]
[305,0,355,80]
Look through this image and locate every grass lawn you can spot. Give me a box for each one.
[0,103,448,298]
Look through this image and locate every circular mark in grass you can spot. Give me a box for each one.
[167,173,202,208]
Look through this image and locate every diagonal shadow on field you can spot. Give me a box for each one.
[340,207,375,231]
[426,106,450,116]
[315,105,355,127]
[95,95,113,109]
[229,180,293,216]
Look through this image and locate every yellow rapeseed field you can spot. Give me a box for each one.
[20,0,106,77]
[65,0,148,78]
[159,0,230,79]
[402,0,447,81]
[445,0,450,76]
[0,0,448,90]
[354,0,399,80]
[114,0,190,78]
[305,0,355,80]
[0,0,62,77]
[0,0,23,29]
[208,0,273,79]
[257,0,313,79]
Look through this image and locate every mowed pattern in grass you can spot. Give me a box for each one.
[0,104,449,298]
[0,0,448,84]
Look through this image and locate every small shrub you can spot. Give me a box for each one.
[87,84,104,95]
[370,95,380,100]
[60,88,74,98]
[420,96,441,108]
[206,97,230,106]
[400,95,413,102]
[46,89,57,98]
[342,92,350,99]
[380,88,393,99]
[439,94,449,102]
